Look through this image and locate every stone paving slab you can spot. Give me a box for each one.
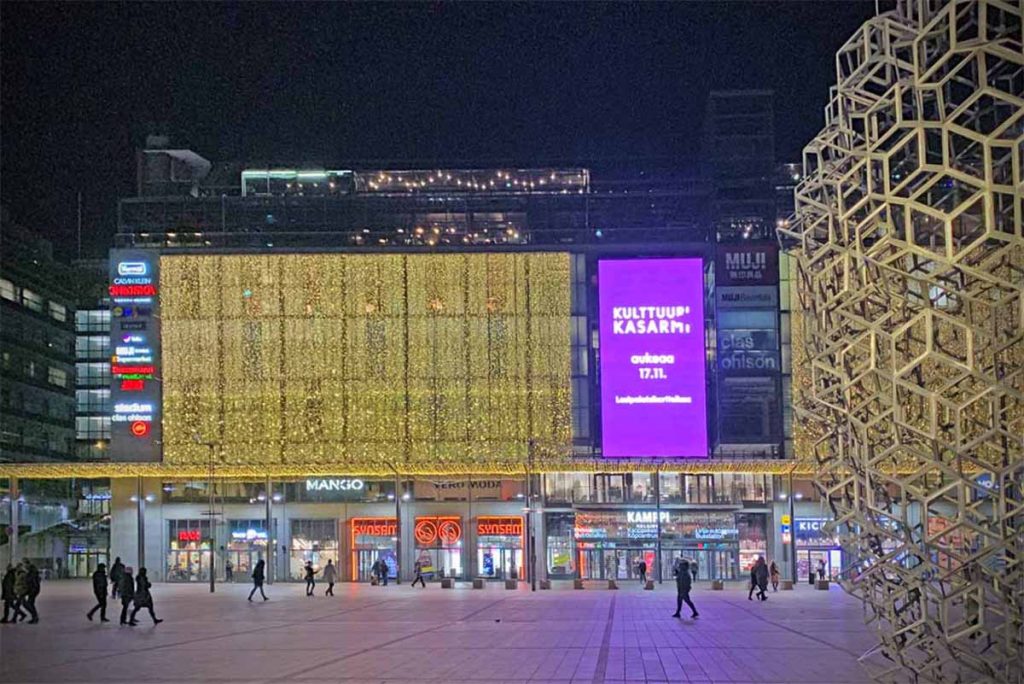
[0,580,882,683]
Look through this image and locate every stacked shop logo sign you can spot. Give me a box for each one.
[714,244,782,446]
[109,250,162,461]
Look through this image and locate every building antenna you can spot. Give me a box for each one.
[76,191,83,260]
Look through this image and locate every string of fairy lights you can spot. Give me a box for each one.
[160,253,573,474]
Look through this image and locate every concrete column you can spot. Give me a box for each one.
[110,478,140,569]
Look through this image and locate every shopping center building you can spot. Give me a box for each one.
[3,121,835,585]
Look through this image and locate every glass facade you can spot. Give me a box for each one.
[167,519,212,582]
[289,519,338,580]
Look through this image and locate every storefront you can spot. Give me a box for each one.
[476,516,524,580]
[226,519,271,582]
[350,517,397,582]
[571,510,752,581]
[414,516,464,580]
[67,537,108,579]
[795,517,841,581]
[167,519,212,582]
[289,519,338,580]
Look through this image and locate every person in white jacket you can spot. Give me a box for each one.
[322,559,337,596]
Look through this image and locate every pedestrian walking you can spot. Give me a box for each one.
[748,560,759,600]
[1,563,25,624]
[671,559,699,619]
[86,563,110,622]
[817,559,827,582]
[769,561,780,592]
[690,560,698,583]
[225,559,234,583]
[637,559,648,584]
[248,559,268,601]
[129,568,162,625]
[375,558,389,586]
[322,559,337,596]
[411,560,426,588]
[109,557,125,599]
[754,556,769,601]
[118,567,135,625]
[303,561,317,596]
[20,560,40,623]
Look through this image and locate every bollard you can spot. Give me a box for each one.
[539,579,552,590]
[607,579,619,590]
[441,578,454,589]
[816,579,830,590]
[573,579,585,590]
[505,579,517,590]
[644,580,655,591]
[711,580,724,591]
[780,580,794,590]
[472,578,485,589]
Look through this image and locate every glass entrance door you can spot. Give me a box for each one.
[167,550,209,582]
[578,548,647,580]
[477,545,523,580]
[354,548,396,582]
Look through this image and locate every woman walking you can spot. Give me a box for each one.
[248,560,268,601]
[322,559,337,596]
[129,568,162,625]
[769,561,780,592]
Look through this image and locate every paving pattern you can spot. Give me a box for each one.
[0,580,885,683]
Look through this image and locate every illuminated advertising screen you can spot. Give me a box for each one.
[598,258,708,458]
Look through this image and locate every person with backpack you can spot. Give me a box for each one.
[86,562,110,622]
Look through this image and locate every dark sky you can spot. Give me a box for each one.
[1,1,886,258]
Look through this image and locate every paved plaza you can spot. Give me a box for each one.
[0,579,887,684]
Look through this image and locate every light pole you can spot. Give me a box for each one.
[384,461,402,584]
[526,440,536,592]
[193,434,217,593]
[788,469,797,584]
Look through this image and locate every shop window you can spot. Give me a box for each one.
[226,519,273,581]
[289,519,338,580]
[167,519,212,582]
[545,512,576,578]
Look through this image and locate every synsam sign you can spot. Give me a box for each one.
[598,258,708,458]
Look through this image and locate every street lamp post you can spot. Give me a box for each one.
[385,461,401,585]
[193,434,216,594]
[527,440,536,592]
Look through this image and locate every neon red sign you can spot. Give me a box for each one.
[130,421,150,437]
[112,365,155,376]
[109,284,157,297]
[177,530,201,543]
[351,518,396,537]
[121,379,145,391]
[414,517,462,545]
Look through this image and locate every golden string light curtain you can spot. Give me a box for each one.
[160,252,572,473]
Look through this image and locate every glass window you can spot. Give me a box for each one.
[0,278,16,302]
[167,519,212,582]
[76,416,111,440]
[76,335,110,359]
[76,362,111,386]
[47,367,68,387]
[48,302,67,322]
[290,519,339,580]
[75,309,111,333]
[545,512,576,577]
[22,289,44,313]
[76,388,111,413]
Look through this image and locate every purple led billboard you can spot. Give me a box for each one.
[598,258,708,458]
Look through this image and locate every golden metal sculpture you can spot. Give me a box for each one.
[780,1,1023,681]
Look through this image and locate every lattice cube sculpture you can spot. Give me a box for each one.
[780,1,1024,682]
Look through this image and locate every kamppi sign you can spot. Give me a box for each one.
[109,250,162,462]
[598,258,708,458]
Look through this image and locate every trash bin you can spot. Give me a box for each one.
[809,571,816,585]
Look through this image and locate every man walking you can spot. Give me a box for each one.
[19,560,40,624]
[109,557,125,598]
[118,566,135,625]
[637,559,648,585]
[1,563,24,624]
[411,560,426,588]
[86,562,110,622]
[671,559,699,619]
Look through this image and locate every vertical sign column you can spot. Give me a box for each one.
[714,243,781,449]
[109,250,162,462]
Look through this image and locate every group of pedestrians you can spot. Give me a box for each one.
[1,559,40,624]
[748,556,781,601]
[85,557,162,626]
[300,559,338,596]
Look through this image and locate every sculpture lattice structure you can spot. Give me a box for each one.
[779,1,1024,682]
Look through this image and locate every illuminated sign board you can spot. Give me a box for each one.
[230,528,268,542]
[598,258,708,458]
[305,478,364,492]
[715,244,779,286]
[414,517,462,546]
[177,530,202,543]
[477,516,523,537]
[351,518,396,538]
[109,250,161,462]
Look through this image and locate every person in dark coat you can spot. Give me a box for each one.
[303,561,317,596]
[118,567,135,625]
[21,560,40,623]
[411,560,426,588]
[248,560,268,601]
[752,557,769,601]
[1,563,25,624]
[129,567,162,625]
[109,557,125,599]
[86,563,110,622]
[671,559,699,619]
[637,559,648,584]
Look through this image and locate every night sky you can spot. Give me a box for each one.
[1,2,886,258]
